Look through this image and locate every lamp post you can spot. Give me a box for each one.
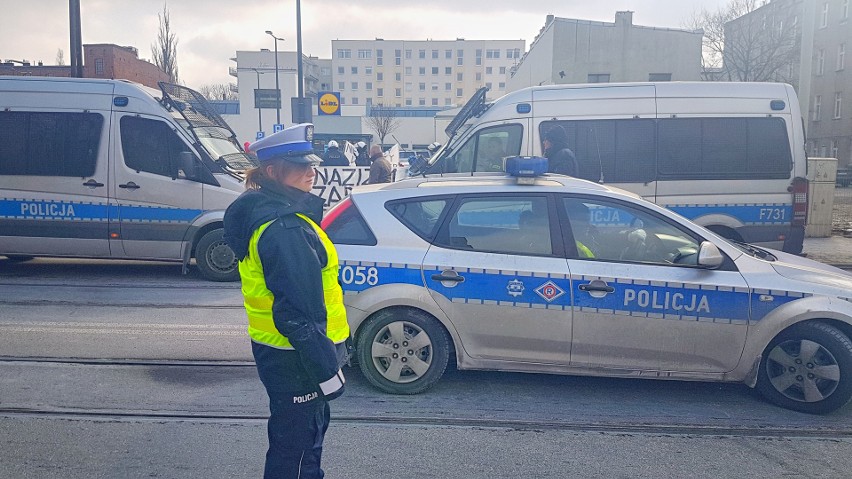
[265,30,283,126]
[251,68,263,134]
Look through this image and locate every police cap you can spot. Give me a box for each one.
[249,123,321,165]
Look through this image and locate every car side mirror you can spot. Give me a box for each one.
[697,241,725,269]
[175,151,197,180]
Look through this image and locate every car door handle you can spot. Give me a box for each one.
[579,282,615,293]
[83,179,104,188]
[119,182,140,190]
[431,270,465,283]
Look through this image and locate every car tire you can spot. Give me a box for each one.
[356,308,450,395]
[195,229,239,282]
[756,321,852,414]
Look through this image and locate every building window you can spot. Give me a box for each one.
[822,3,829,28]
[457,72,463,81]
[485,82,492,89]
[337,49,351,59]
[838,43,846,71]
[351,82,358,90]
[395,72,401,81]
[395,49,401,58]
[457,88,463,97]
[432,49,439,59]
[432,98,439,106]
[486,49,500,59]
[352,97,359,105]
[835,92,843,119]
[337,66,344,74]
[445,50,452,59]
[419,67,426,75]
[817,49,826,75]
[499,66,506,74]
[498,82,505,89]
[405,98,412,106]
[432,66,439,74]
[844,0,849,20]
[377,72,383,81]
[338,81,345,90]
[419,49,426,59]
[445,67,452,75]
[377,88,384,97]
[366,82,372,91]
[395,57,401,65]
[648,73,672,81]
[486,67,493,74]
[814,95,822,121]
[406,83,413,92]
[832,140,839,158]
[445,98,453,105]
[377,57,383,66]
[419,82,425,91]
[358,49,372,59]
[475,49,482,66]
[351,66,358,74]
[457,57,464,66]
[507,48,520,59]
[445,82,452,91]
[419,98,426,106]
[94,58,104,75]
[475,72,482,81]
[405,66,412,75]
[588,73,611,83]
[395,88,401,97]
[365,66,372,75]
[431,83,438,91]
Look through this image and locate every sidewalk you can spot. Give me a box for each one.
[802,235,852,267]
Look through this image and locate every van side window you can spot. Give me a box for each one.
[539,119,655,183]
[658,117,792,179]
[0,111,102,177]
[120,116,191,178]
[449,124,523,173]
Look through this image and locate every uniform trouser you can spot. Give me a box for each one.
[252,342,331,479]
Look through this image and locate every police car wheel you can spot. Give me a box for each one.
[356,308,450,395]
[195,229,239,282]
[756,321,852,414]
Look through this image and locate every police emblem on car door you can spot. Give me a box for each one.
[422,194,574,364]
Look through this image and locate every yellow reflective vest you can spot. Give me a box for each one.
[239,213,349,349]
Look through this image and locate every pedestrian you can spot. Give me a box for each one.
[223,123,350,479]
[321,140,348,166]
[367,145,393,183]
[354,141,370,166]
[541,125,579,177]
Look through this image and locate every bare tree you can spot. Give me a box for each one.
[366,107,402,146]
[199,83,238,101]
[55,49,65,66]
[151,2,179,83]
[686,0,801,84]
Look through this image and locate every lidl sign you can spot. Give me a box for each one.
[318,92,341,116]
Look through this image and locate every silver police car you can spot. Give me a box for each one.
[322,157,852,414]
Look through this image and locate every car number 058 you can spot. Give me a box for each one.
[340,265,379,285]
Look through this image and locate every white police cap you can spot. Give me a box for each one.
[249,123,319,164]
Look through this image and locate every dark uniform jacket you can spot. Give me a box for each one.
[223,178,348,393]
[546,145,579,177]
[322,147,349,166]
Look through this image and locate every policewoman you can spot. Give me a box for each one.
[223,124,350,479]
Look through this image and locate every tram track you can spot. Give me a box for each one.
[2,406,851,439]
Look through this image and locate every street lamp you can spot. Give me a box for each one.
[265,30,283,126]
[251,68,263,134]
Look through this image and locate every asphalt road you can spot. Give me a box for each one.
[2,258,852,478]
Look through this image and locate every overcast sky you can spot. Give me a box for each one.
[2,0,730,89]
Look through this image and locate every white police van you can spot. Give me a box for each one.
[0,77,253,281]
[325,156,852,414]
[421,82,809,254]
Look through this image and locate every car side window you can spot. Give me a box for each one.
[324,200,377,246]
[562,197,700,265]
[442,196,552,255]
[387,198,449,242]
[120,116,192,178]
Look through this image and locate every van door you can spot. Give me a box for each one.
[111,114,203,259]
[0,110,111,257]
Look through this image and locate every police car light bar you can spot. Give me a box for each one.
[505,156,548,185]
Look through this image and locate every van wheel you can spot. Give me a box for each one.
[195,229,239,282]
[356,308,450,395]
[756,322,852,414]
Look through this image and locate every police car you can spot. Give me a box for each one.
[322,156,852,414]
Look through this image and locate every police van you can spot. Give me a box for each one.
[419,82,809,254]
[0,77,255,281]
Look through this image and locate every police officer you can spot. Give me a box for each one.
[354,141,370,166]
[223,124,349,479]
[321,140,349,166]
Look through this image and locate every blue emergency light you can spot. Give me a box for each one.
[505,156,548,184]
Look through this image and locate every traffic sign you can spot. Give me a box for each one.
[256,131,265,140]
[273,124,284,133]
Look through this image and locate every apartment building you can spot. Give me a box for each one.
[330,38,525,108]
[507,11,702,91]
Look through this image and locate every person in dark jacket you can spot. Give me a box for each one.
[321,140,349,166]
[542,125,579,177]
[354,141,370,166]
[367,145,392,183]
[223,124,350,479]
